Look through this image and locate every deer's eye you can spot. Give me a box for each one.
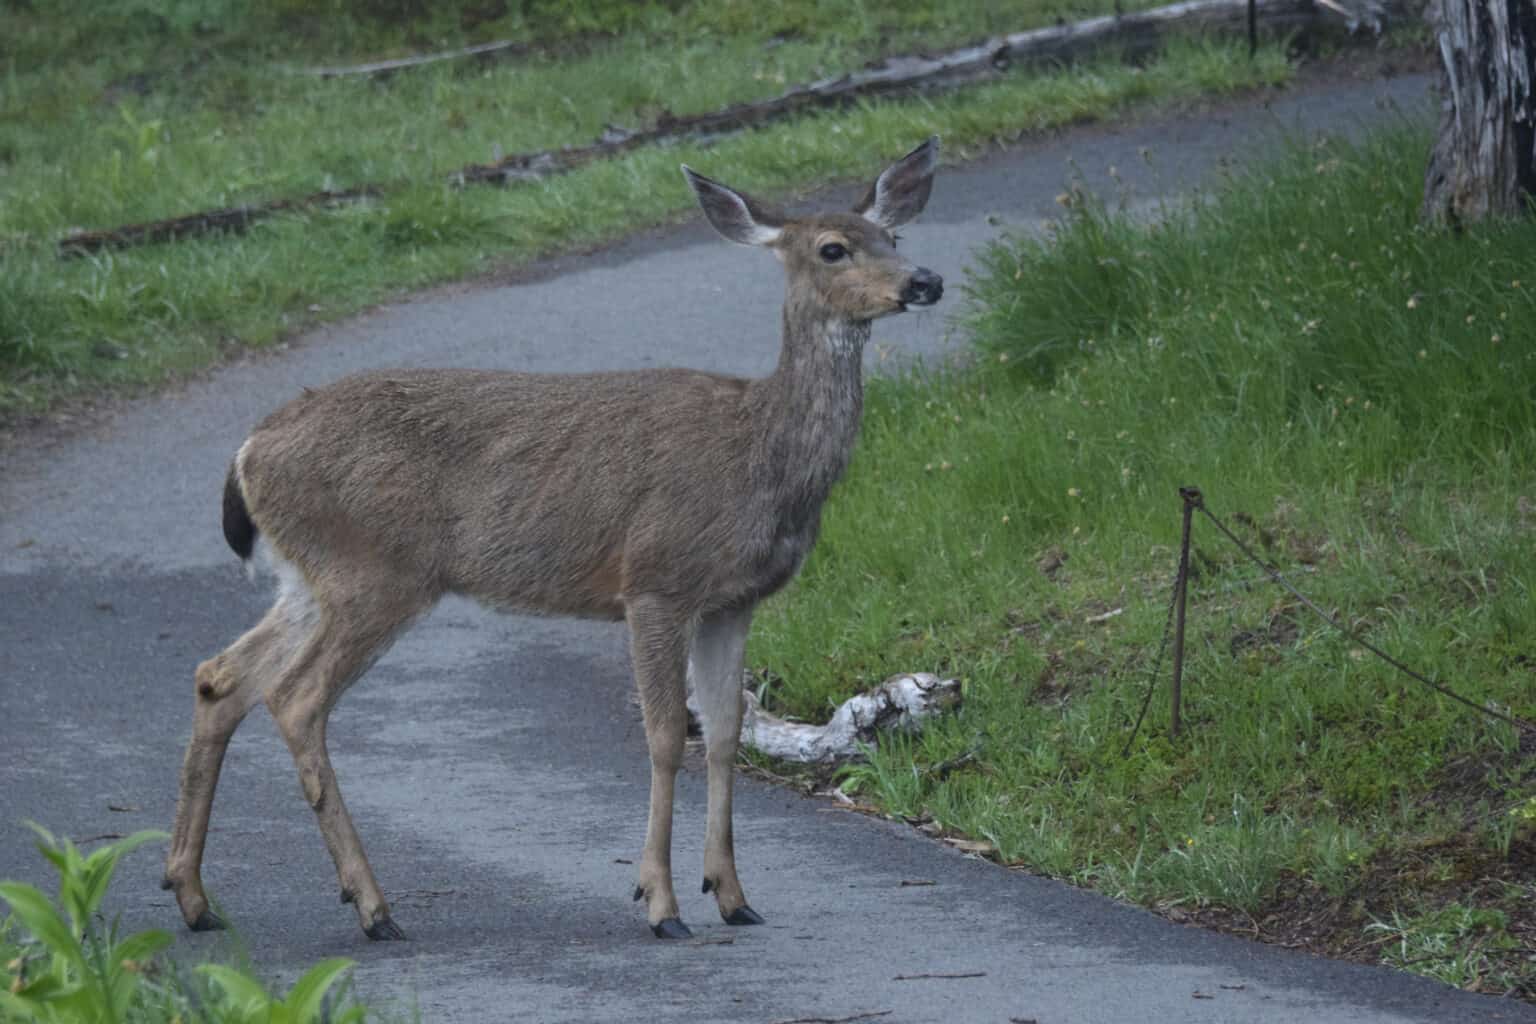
[819,242,848,263]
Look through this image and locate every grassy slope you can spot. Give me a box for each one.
[749,126,1536,996]
[0,0,1287,416]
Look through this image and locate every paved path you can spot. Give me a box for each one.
[4,70,1532,1023]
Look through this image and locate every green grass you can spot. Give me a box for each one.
[0,0,1292,416]
[749,125,1536,995]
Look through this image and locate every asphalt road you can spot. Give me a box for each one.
[4,69,1532,1023]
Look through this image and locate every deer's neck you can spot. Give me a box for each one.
[747,306,869,520]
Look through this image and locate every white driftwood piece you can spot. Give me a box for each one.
[687,673,961,763]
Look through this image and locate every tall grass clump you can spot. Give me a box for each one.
[750,124,1536,986]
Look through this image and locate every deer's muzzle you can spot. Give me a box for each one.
[900,268,943,308]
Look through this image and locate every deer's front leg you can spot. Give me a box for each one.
[690,607,763,925]
[626,596,693,939]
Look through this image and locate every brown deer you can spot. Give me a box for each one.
[162,138,943,941]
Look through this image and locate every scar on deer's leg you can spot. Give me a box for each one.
[628,599,693,939]
[691,608,764,925]
[164,608,289,932]
[266,592,418,941]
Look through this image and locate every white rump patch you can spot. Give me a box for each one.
[257,539,321,637]
[234,437,253,480]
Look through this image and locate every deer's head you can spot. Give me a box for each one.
[682,138,943,322]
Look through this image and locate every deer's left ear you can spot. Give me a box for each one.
[854,136,939,230]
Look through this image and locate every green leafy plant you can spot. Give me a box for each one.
[197,959,366,1024]
[0,825,172,1023]
[0,824,367,1023]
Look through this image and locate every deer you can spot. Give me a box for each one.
[162,138,943,942]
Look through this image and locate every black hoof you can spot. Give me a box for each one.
[725,905,765,926]
[364,916,407,941]
[339,889,354,904]
[651,917,692,940]
[633,885,645,902]
[702,878,714,894]
[188,910,226,932]
[159,877,175,892]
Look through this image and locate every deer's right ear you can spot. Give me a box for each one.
[682,166,784,247]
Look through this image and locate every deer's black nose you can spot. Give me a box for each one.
[900,268,943,307]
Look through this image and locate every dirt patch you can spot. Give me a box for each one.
[1228,603,1303,657]
[1180,730,1536,1000]
[1183,830,1536,999]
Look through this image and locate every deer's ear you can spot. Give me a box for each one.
[681,166,784,246]
[854,136,939,230]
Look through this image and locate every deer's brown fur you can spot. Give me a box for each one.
[163,138,943,941]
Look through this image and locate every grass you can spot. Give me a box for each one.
[747,124,1536,997]
[0,0,1294,417]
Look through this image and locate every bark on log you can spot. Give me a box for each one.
[57,0,1395,255]
[1421,0,1536,224]
[687,673,962,763]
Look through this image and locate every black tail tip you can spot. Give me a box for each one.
[221,463,257,561]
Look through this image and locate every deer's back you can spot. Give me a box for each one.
[236,367,771,620]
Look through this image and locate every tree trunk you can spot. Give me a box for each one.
[1422,0,1536,225]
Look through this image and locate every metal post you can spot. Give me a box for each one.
[1170,487,1201,739]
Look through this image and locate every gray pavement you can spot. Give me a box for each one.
[5,70,1532,1023]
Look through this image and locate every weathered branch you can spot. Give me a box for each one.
[57,0,1400,256]
[688,673,962,763]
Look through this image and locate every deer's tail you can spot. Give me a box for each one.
[222,459,258,562]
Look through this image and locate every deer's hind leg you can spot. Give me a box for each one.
[164,598,303,931]
[264,567,430,941]
[690,606,763,925]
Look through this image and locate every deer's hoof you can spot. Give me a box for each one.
[364,915,407,941]
[651,917,692,940]
[725,905,765,926]
[188,909,227,932]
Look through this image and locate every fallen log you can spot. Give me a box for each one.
[688,673,962,763]
[56,0,1398,256]
[300,38,530,79]
[454,0,1345,185]
[57,187,380,257]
